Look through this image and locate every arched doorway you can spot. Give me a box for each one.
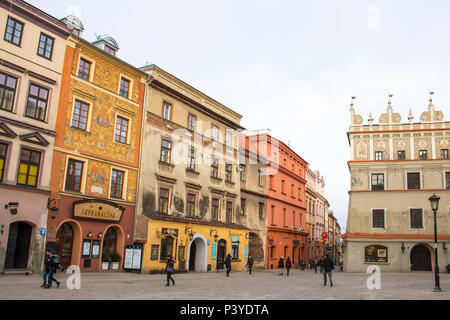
[187,235,207,272]
[217,239,227,270]
[411,244,432,271]
[56,223,74,269]
[4,222,33,270]
[103,228,117,254]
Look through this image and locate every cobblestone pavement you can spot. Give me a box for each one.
[0,269,449,300]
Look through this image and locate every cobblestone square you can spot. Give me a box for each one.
[0,269,449,300]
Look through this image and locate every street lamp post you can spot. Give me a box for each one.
[428,193,441,292]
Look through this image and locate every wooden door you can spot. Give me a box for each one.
[411,245,432,271]
[217,240,226,270]
[4,222,32,269]
[189,241,197,271]
[56,223,74,269]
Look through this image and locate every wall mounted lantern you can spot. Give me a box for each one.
[443,243,447,254]
[87,231,93,238]
[210,229,219,242]
[47,199,59,219]
[97,232,103,239]
[185,226,194,241]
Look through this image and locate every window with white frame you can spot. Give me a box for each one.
[162,102,171,120]
[410,209,423,229]
[372,209,385,228]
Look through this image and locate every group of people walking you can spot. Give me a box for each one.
[309,254,335,287]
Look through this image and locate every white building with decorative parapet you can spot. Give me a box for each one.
[343,96,450,272]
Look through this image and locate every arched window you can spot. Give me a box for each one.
[103,228,117,253]
[160,236,174,261]
[365,245,388,263]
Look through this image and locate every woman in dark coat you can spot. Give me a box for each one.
[165,255,175,286]
[247,255,254,275]
[278,257,284,276]
[225,253,232,277]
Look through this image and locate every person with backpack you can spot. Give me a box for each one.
[44,253,62,289]
[322,253,334,287]
[41,249,51,288]
[278,257,284,276]
[225,253,232,277]
[246,255,254,275]
[319,257,324,274]
[285,257,292,276]
[165,255,175,286]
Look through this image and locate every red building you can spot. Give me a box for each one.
[246,133,308,269]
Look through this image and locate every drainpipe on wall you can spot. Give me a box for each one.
[131,73,154,245]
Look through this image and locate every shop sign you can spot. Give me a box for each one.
[231,236,239,243]
[211,243,217,260]
[73,200,124,222]
[162,228,178,238]
[40,228,46,236]
[244,244,248,259]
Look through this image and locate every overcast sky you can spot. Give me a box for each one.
[29,0,450,232]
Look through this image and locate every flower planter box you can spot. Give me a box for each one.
[101,262,110,270]
[110,262,119,270]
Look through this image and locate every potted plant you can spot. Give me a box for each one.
[101,251,111,270]
[109,251,121,270]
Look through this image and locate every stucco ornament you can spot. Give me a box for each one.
[418,140,428,149]
[356,142,368,159]
[396,140,407,149]
[439,139,449,148]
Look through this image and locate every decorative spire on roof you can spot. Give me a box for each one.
[408,109,414,124]
[350,96,363,126]
[368,111,374,126]
[421,91,444,123]
[379,93,401,124]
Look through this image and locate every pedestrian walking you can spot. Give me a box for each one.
[322,253,334,287]
[44,253,62,289]
[225,253,232,277]
[247,256,254,275]
[278,257,284,276]
[309,258,313,270]
[285,257,292,276]
[41,249,51,288]
[319,257,324,274]
[314,257,319,273]
[301,257,306,270]
[165,255,175,286]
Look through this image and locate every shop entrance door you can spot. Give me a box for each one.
[4,222,32,270]
[410,244,432,271]
[56,223,74,269]
[217,240,226,270]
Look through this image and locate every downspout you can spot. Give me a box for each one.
[131,73,154,245]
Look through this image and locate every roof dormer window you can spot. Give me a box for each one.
[104,44,116,56]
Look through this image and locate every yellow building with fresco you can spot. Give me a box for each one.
[135,65,251,273]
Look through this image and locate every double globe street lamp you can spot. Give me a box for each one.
[428,193,441,292]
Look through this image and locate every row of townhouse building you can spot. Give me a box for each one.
[0,0,337,274]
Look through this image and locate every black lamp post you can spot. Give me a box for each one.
[428,193,441,292]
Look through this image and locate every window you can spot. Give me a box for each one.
[365,245,388,263]
[375,151,383,161]
[283,208,287,227]
[71,100,89,130]
[37,33,54,59]
[119,77,130,98]
[160,139,172,163]
[65,159,83,192]
[162,102,171,120]
[187,147,196,171]
[271,205,275,225]
[446,172,450,189]
[17,148,41,187]
[110,169,125,199]
[0,143,7,182]
[407,172,421,190]
[211,198,219,220]
[25,84,49,121]
[269,175,274,189]
[291,184,294,197]
[292,211,296,227]
[372,209,385,228]
[186,193,196,218]
[159,188,170,214]
[270,246,275,259]
[78,58,91,81]
[239,164,245,181]
[115,116,129,144]
[160,237,173,261]
[232,242,239,260]
[258,170,264,187]
[259,203,264,219]
[298,188,301,200]
[211,158,219,178]
[0,72,17,112]
[226,201,233,223]
[151,245,159,260]
[397,150,406,160]
[292,164,295,172]
[281,180,285,193]
[441,149,449,159]
[4,16,24,46]
[241,199,246,216]
[211,125,218,141]
[410,209,423,229]
[225,163,232,182]
[371,173,385,191]
[187,114,196,131]
[225,130,232,147]
[419,150,427,159]
[104,45,116,56]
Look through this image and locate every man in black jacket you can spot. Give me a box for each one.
[44,253,61,289]
[322,253,334,287]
